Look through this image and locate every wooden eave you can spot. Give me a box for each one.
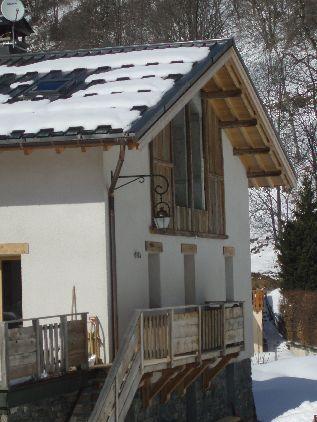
[201,49,296,188]
[138,46,296,189]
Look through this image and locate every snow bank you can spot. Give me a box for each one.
[253,355,317,421]
[267,288,282,315]
[273,401,317,421]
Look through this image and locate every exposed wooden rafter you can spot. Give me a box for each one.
[202,89,242,99]
[219,119,257,129]
[233,146,270,156]
[247,170,282,178]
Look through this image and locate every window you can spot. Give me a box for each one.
[189,98,205,210]
[172,96,205,211]
[172,109,188,207]
[151,93,225,237]
[24,79,75,97]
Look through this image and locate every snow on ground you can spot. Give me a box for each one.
[273,401,317,421]
[251,244,279,275]
[253,355,317,421]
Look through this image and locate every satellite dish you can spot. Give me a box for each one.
[1,0,25,22]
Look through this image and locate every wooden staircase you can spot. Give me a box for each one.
[89,302,244,422]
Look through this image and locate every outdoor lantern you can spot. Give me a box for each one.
[154,206,171,230]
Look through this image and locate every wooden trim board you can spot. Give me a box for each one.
[145,241,163,254]
[181,244,197,255]
[0,244,29,256]
[223,246,235,257]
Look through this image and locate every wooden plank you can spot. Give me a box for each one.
[202,89,242,99]
[81,313,88,370]
[181,244,197,255]
[9,362,36,381]
[173,336,199,355]
[173,324,198,338]
[54,323,59,372]
[8,326,35,342]
[32,319,41,380]
[43,325,49,373]
[49,324,54,373]
[223,246,235,257]
[0,323,8,389]
[145,241,163,254]
[60,316,69,372]
[0,243,29,255]
[219,119,257,128]
[118,353,142,417]
[9,351,37,368]
[247,169,282,178]
[233,146,270,155]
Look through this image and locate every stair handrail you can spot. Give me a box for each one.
[89,310,141,421]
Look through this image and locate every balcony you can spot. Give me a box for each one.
[0,302,244,420]
[90,302,244,421]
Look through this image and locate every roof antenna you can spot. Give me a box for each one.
[0,0,29,54]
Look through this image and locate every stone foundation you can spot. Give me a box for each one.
[1,392,78,422]
[126,358,256,422]
[0,359,256,422]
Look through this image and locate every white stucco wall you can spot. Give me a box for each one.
[0,128,253,360]
[103,132,253,357]
[0,149,109,347]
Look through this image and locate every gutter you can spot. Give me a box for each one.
[108,145,126,360]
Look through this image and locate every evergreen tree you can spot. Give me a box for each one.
[278,176,317,290]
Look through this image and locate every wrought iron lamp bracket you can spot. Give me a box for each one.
[112,173,171,226]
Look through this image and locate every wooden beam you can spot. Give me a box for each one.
[179,361,210,396]
[202,89,242,99]
[203,353,238,391]
[145,241,163,254]
[160,364,195,404]
[181,244,197,255]
[233,146,270,156]
[143,368,179,408]
[0,243,29,255]
[219,119,257,129]
[247,170,282,178]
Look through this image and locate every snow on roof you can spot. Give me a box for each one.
[0,41,228,139]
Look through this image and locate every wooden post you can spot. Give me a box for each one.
[81,313,89,369]
[115,374,119,422]
[197,306,202,363]
[32,319,42,380]
[221,304,226,356]
[0,323,8,390]
[60,316,69,372]
[140,313,144,373]
[168,309,174,367]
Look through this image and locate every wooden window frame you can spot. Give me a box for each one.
[150,96,226,239]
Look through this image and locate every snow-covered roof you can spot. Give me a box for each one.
[0,40,232,146]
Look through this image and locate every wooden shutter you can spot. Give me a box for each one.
[203,100,225,235]
[151,125,174,229]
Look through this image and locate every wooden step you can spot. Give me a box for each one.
[216,417,241,422]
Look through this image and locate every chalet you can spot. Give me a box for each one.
[0,19,295,422]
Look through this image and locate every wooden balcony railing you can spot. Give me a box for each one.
[90,302,244,422]
[0,312,88,390]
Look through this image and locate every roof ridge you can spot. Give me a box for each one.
[0,38,234,60]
